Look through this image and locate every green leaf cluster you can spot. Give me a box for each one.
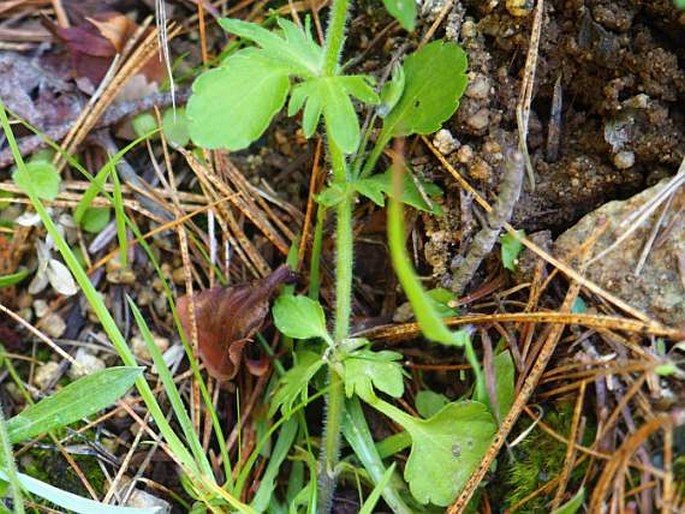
[188,18,378,153]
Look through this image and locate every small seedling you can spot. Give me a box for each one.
[182,0,506,509]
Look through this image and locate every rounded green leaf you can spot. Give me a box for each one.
[162,107,190,147]
[131,112,158,138]
[272,294,330,341]
[81,207,111,233]
[188,51,290,150]
[404,401,496,506]
[13,160,61,201]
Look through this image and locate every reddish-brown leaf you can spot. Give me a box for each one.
[176,265,297,381]
[48,12,163,95]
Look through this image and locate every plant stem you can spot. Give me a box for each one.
[318,1,355,508]
[322,0,351,76]
[318,137,353,512]
[318,369,345,512]
[332,149,352,340]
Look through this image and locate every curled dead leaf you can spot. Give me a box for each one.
[176,265,297,381]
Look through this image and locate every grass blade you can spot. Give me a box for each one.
[6,367,142,444]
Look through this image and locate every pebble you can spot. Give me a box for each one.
[126,488,171,513]
[131,333,170,362]
[37,312,66,338]
[612,150,635,169]
[68,347,106,379]
[506,0,534,17]
[456,144,475,164]
[465,73,491,100]
[469,158,493,182]
[461,19,477,39]
[33,299,49,318]
[34,361,61,390]
[171,267,187,285]
[465,108,491,132]
[106,268,136,285]
[432,129,460,155]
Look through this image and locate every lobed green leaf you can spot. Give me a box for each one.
[219,17,323,77]
[371,399,496,506]
[365,169,443,214]
[288,75,378,153]
[343,349,405,400]
[269,351,324,417]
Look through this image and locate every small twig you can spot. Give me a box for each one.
[449,150,524,295]
[546,73,563,162]
[516,0,544,190]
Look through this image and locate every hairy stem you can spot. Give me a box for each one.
[317,136,353,512]
[322,0,351,76]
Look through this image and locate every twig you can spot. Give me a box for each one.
[449,150,524,294]
[516,0,544,190]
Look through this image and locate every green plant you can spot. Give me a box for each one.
[0,100,249,512]
[0,365,145,513]
[183,1,512,510]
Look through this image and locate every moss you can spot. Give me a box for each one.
[497,403,594,512]
[20,445,107,507]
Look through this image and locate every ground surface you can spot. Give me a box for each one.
[0,0,684,512]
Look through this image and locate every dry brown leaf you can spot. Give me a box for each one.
[50,12,162,95]
[176,265,297,381]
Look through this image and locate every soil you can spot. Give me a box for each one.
[412,0,685,288]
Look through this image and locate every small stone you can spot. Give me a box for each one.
[612,150,635,169]
[131,333,170,362]
[107,267,136,285]
[465,73,491,100]
[17,292,33,310]
[393,302,415,323]
[468,158,493,182]
[456,144,474,164]
[37,312,66,338]
[126,488,171,513]
[153,295,168,316]
[33,299,49,318]
[105,257,122,275]
[151,277,164,293]
[432,129,460,155]
[68,348,106,379]
[461,19,477,38]
[137,288,155,306]
[506,0,534,17]
[34,361,61,390]
[465,108,490,132]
